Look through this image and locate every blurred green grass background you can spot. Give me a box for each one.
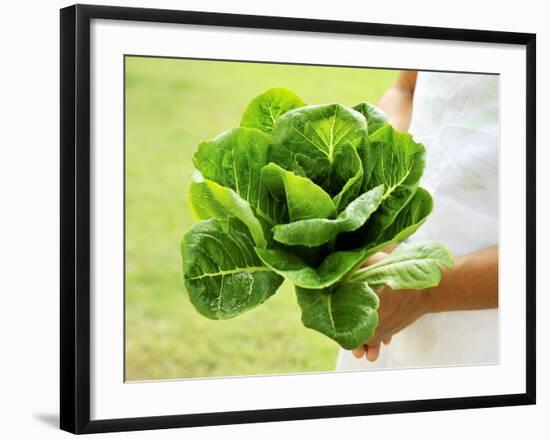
[125,56,397,381]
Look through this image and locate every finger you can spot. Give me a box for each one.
[365,334,382,346]
[382,243,399,253]
[366,344,381,362]
[352,346,366,358]
[364,331,382,346]
[382,335,392,345]
[361,252,388,267]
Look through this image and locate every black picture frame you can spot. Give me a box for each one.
[60,4,536,434]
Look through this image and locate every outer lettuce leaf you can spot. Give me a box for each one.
[352,102,389,135]
[240,87,306,134]
[261,163,337,222]
[189,173,267,248]
[337,187,432,254]
[353,241,453,290]
[182,218,283,320]
[193,127,287,226]
[376,187,433,245]
[296,281,379,349]
[272,185,384,247]
[361,125,426,242]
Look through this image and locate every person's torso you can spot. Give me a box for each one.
[409,72,499,254]
[337,71,499,370]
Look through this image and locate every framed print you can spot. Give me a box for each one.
[60,4,536,434]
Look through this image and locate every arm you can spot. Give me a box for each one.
[427,245,498,313]
[377,70,417,132]
[352,245,499,361]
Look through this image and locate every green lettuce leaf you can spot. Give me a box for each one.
[352,241,453,290]
[189,173,267,248]
[240,87,306,134]
[193,127,286,226]
[272,185,384,247]
[255,246,365,289]
[182,218,283,320]
[261,163,337,222]
[352,102,389,135]
[348,187,433,264]
[361,125,426,241]
[330,143,364,211]
[296,281,379,349]
[269,104,368,191]
[377,187,433,244]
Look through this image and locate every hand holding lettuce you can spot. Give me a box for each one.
[181,88,453,349]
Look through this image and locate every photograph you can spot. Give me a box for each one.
[124,56,500,382]
[0,0,543,436]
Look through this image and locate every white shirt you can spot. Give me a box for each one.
[337,71,499,370]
